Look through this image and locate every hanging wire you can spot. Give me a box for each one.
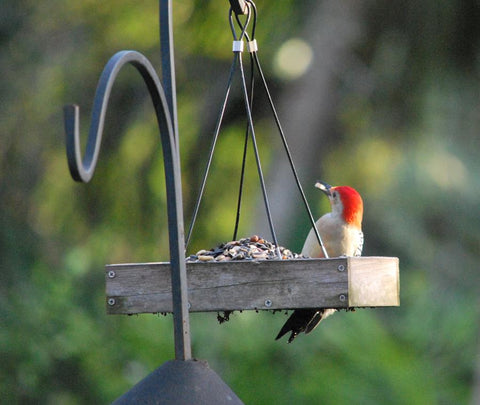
[234,10,282,258]
[185,6,251,250]
[232,4,257,242]
[187,0,327,259]
[232,102,251,242]
[241,0,329,258]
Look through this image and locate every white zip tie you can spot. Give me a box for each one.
[247,39,258,53]
[232,40,244,53]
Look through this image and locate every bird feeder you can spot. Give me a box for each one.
[63,1,399,403]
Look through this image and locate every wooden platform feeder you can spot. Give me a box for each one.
[106,256,399,315]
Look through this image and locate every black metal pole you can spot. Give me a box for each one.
[160,0,179,145]
[159,0,192,361]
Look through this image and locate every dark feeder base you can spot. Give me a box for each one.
[112,359,244,405]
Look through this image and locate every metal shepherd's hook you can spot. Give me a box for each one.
[63,0,191,361]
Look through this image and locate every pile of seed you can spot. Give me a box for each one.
[186,235,304,263]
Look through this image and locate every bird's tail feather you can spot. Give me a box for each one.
[304,308,337,334]
[304,312,324,334]
[275,309,323,343]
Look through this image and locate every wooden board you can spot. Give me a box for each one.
[348,256,400,307]
[105,257,399,314]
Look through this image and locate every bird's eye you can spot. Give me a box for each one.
[332,191,337,198]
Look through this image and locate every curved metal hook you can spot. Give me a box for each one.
[64,50,177,183]
[63,49,191,361]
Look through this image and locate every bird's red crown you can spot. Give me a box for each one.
[333,186,363,228]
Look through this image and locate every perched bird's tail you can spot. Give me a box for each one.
[275,308,337,343]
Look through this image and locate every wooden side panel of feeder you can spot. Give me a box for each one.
[105,257,399,315]
[347,256,399,307]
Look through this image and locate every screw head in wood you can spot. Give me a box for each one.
[108,270,116,278]
[337,264,345,272]
[107,298,116,306]
[339,294,346,302]
[264,299,272,307]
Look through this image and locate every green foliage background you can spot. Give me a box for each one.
[2,1,480,403]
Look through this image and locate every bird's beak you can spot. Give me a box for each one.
[315,181,332,196]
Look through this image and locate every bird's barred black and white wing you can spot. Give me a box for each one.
[354,231,364,257]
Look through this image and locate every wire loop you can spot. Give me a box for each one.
[229,4,251,42]
[234,0,257,41]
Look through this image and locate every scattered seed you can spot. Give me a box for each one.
[198,255,214,261]
[186,236,304,263]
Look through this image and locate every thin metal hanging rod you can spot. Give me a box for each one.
[184,55,238,249]
[185,6,251,250]
[240,0,329,258]
[160,0,179,146]
[231,4,282,256]
[237,47,282,258]
[186,4,282,258]
[232,0,257,242]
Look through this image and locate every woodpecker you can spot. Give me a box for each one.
[275,181,364,343]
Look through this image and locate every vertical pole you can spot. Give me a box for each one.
[159,0,192,361]
[160,0,179,145]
